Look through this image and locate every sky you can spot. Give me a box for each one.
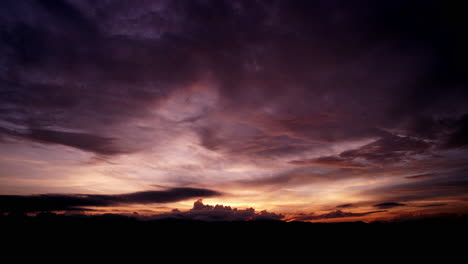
[0,0,468,222]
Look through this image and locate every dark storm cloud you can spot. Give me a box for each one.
[151,199,284,222]
[336,204,353,208]
[373,202,406,209]
[0,188,221,212]
[0,0,198,141]
[207,0,468,148]
[290,210,385,221]
[1,0,467,158]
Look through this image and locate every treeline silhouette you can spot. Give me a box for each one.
[1,212,467,261]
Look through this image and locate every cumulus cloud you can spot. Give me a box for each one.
[152,199,284,222]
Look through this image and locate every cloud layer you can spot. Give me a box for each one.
[0,188,221,212]
[150,199,284,222]
[289,210,386,221]
[0,0,467,219]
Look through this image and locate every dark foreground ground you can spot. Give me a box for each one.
[1,213,467,262]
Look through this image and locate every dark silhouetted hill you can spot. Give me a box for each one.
[1,213,467,261]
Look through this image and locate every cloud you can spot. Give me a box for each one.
[405,173,436,180]
[286,131,432,172]
[416,203,447,208]
[0,0,468,210]
[0,0,198,155]
[336,204,353,208]
[0,127,131,156]
[1,0,466,161]
[443,114,468,149]
[0,188,221,212]
[339,132,431,165]
[27,129,128,155]
[236,147,468,193]
[290,210,385,221]
[289,156,367,169]
[373,202,407,209]
[236,166,326,188]
[151,199,284,222]
[362,171,468,204]
[108,188,221,204]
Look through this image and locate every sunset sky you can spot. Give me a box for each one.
[1,0,468,222]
